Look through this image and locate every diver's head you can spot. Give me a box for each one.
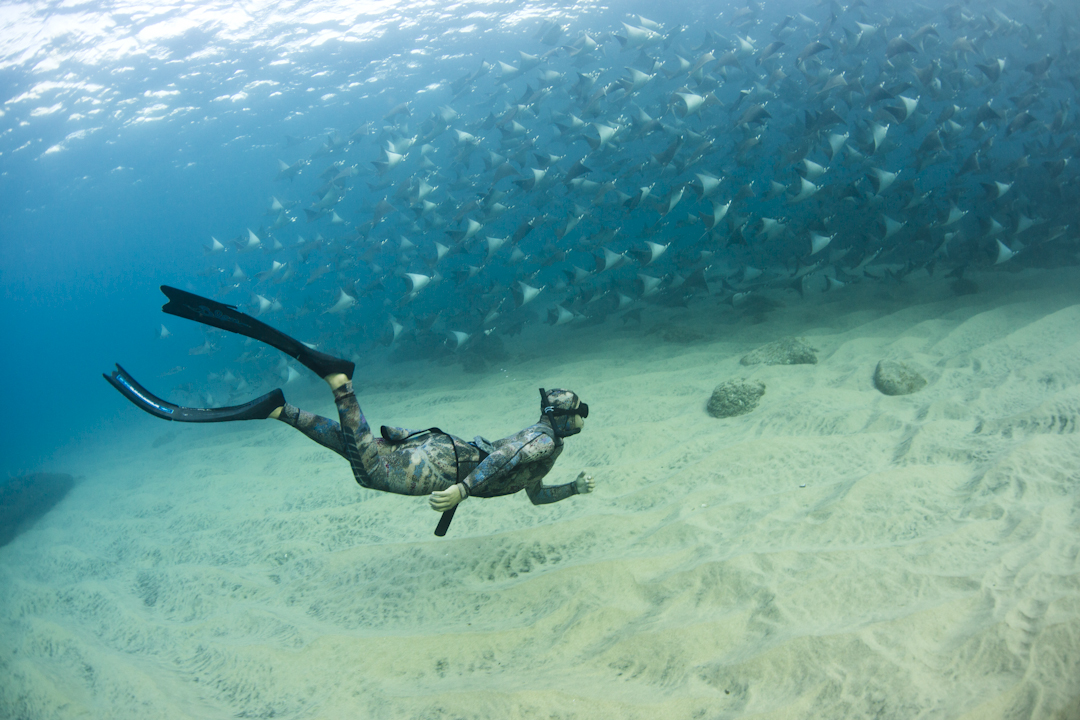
[539,388,588,438]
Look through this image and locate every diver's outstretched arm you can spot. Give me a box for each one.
[525,471,594,505]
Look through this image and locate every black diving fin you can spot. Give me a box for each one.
[104,364,285,423]
[159,285,354,380]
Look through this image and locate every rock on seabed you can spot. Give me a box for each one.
[707,379,766,418]
[873,360,928,396]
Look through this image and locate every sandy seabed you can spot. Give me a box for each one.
[3,266,1080,720]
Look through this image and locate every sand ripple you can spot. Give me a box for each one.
[2,270,1080,718]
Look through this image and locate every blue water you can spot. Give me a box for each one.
[6,4,1080,719]
[1,0,1075,475]
[1,0,608,472]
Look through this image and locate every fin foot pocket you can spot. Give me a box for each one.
[104,364,285,422]
[159,285,354,380]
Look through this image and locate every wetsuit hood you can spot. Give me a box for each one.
[539,388,587,438]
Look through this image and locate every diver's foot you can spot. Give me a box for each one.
[298,347,354,382]
[325,373,350,391]
[268,406,284,420]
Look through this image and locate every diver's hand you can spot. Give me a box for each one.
[429,484,466,512]
[575,471,594,494]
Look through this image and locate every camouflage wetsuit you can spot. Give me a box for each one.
[278,381,581,504]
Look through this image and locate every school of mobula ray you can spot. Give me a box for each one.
[186,0,1078,391]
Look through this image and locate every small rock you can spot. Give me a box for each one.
[707,379,766,418]
[740,337,818,366]
[873,360,927,396]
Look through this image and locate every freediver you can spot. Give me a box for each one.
[104,286,594,536]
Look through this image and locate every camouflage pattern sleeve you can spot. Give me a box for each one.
[462,424,561,498]
[524,479,578,505]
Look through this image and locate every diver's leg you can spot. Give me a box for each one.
[325,377,454,496]
[273,403,347,458]
[330,381,392,492]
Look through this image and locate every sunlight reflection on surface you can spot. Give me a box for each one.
[2,0,594,157]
